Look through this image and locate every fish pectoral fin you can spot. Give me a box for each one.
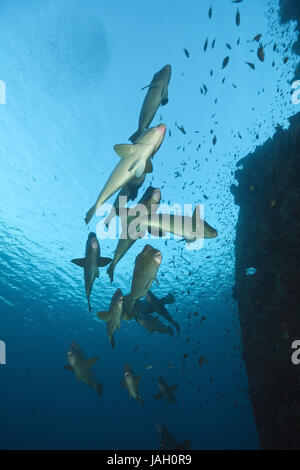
[114,144,135,158]
[161,86,169,105]
[170,384,178,391]
[84,357,99,368]
[71,258,86,268]
[64,365,73,371]
[145,159,153,174]
[97,311,111,322]
[128,160,145,178]
[153,392,164,400]
[98,257,112,267]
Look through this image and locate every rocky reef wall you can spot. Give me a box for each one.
[231,112,300,449]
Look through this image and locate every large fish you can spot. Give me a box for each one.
[71,232,112,312]
[156,422,191,450]
[140,205,218,243]
[129,65,171,143]
[136,312,174,337]
[97,288,123,349]
[122,245,162,320]
[154,376,178,403]
[85,124,166,224]
[135,291,180,332]
[103,173,146,229]
[121,363,144,407]
[107,187,161,282]
[64,342,103,396]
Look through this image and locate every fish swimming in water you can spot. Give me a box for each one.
[129,65,171,143]
[236,8,240,26]
[97,289,123,349]
[135,291,180,332]
[222,56,230,69]
[183,48,189,58]
[71,232,112,312]
[85,124,166,224]
[121,363,144,407]
[154,376,178,403]
[64,342,103,396]
[136,312,174,337]
[139,205,218,243]
[156,422,191,450]
[107,187,161,283]
[122,245,162,320]
[257,43,265,62]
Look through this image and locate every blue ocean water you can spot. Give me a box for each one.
[0,0,299,450]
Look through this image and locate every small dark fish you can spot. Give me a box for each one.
[175,121,186,135]
[203,84,208,94]
[257,43,265,62]
[253,34,262,42]
[208,6,212,19]
[169,129,171,137]
[237,38,240,45]
[212,38,216,49]
[213,136,217,145]
[222,77,225,84]
[226,43,232,50]
[204,39,208,52]
[232,0,242,3]
[222,56,230,69]
[245,62,255,70]
[273,43,277,52]
[236,9,240,26]
[283,56,289,64]
[183,48,190,58]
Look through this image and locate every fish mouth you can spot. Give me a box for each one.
[154,250,162,263]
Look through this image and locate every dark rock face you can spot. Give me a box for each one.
[231,113,300,449]
[279,0,300,78]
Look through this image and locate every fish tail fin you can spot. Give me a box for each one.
[129,129,141,143]
[95,382,103,396]
[161,293,175,305]
[85,204,96,225]
[109,335,115,349]
[107,262,115,283]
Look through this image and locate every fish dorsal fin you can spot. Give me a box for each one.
[97,311,111,322]
[84,357,99,368]
[114,144,135,158]
[71,258,86,268]
[192,204,200,222]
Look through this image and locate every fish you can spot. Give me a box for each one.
[96,289,123,349]
[183,48,189,58]
[245,62,255,70]
[208,6,212,19]
[175,121,186,134]
[135,291,179,332]
[107,187,161,282]
[121,363,144,407]
[257,43,265,62]
[129,65,171,143]
[157,422,191,450]
[122,245,162,320]
[154,376,178,403]
[71,233,112,312]
[204,39,208,52]
[64,342,103,396]
[103,173,146,229]
[236,9,240,26]
[139,205,218,243]
[85,124,166,224]
[136,312,174,337]
[222,56,230,69]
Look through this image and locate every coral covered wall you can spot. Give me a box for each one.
[231,112,300,449]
